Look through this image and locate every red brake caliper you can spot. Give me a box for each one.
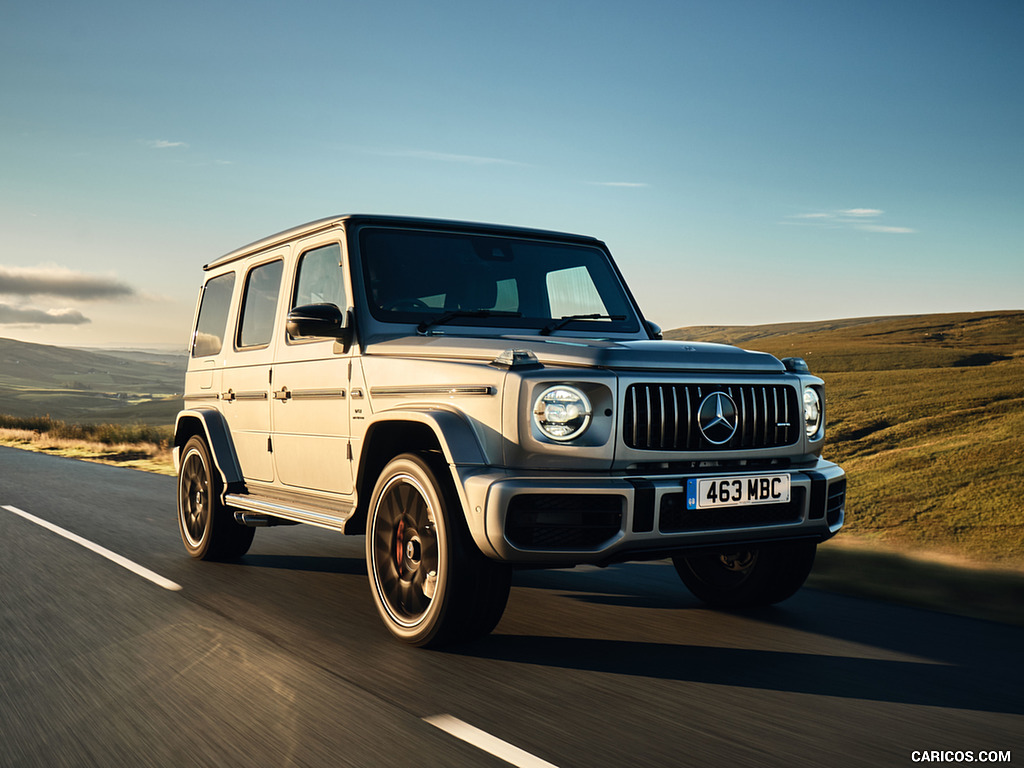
[395,520,405,569]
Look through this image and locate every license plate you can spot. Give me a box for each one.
[686,474,791,510]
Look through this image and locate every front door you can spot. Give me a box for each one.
[271,239,354,496]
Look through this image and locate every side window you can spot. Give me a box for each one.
[237,260,284,348]
[546,265,608,318]
[292,243,345,309]
[192,272,235,357]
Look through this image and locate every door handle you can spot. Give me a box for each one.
[220,390,236,402]
[273,387,291,401]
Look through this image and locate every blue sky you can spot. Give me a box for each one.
[1,0,1021,348]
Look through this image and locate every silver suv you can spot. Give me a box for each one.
[175,215,846,646]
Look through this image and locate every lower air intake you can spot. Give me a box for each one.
[506,494,624,550]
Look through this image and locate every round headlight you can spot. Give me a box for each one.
[803,387,822,438]
[533,385,592,442]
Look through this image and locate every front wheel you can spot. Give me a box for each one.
[672,540,816,608]
[177,436,254,560]
[366,453,511,647]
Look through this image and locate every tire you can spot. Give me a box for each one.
[672,540,816,608]
[366,452,511,647]
[177,435,255,561]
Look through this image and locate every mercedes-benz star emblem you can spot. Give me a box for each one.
[698,391,739,445]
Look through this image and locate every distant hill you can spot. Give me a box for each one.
[666,310,1024,372]
[0,337,185,423]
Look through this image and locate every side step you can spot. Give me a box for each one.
[233,512,299,528]
[225,491,356,533]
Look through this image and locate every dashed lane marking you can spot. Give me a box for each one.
[3,504,182,592]
[424,714,560,768]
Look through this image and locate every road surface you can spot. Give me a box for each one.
[1,446,1020,767]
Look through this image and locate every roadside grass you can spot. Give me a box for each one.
[0,415,174,475]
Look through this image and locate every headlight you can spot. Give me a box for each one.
[533,385,592,442]
[803,387,822,438]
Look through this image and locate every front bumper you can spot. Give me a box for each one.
[459,459,846,565]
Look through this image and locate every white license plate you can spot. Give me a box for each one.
[686,474,791,510]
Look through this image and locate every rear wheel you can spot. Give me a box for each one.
[672,540,816,608]
[366,453,511,647]
[177,436,254,560]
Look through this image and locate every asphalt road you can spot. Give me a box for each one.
[1,446,1021,767]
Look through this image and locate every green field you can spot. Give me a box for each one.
[668,310,1024,567]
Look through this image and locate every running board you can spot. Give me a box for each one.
[232,512,299,528]
[225,492,355,533]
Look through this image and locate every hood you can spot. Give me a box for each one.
[363,334,785,373]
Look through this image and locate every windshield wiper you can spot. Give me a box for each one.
[417,309,522,335]
[539,314,626,336]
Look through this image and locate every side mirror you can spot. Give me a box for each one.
[287,303,351,341]
[645,320,663,340]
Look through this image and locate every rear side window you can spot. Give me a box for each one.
[237,260,284,348]
[192,272,235,358]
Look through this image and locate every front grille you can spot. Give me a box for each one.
[659,487,805,533]
[506,494,623,550]
[623,383,800,451]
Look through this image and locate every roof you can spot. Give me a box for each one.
[203,214,602,271]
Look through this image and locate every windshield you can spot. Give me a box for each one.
[359,227,639,334]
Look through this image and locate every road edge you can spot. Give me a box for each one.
[809,539,1024,627]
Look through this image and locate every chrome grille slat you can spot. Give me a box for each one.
[644,385,652,448]
[623,383,799,451]
[631,387,638,447]
[761,387,769,445]
[671,387,680,450]
[659,386,667,449]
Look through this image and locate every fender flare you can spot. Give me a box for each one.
[361,407,490,468]
[174,408,244,491]
[357,408,493,549]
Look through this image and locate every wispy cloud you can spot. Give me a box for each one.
[0,266,136,300]
[0,304,89,325]
[784,207,915,234]
[143,139,188,149]
[838,208,884,218]
[859,224,916,234]
[589,181,650,188]
[369,148,525,166]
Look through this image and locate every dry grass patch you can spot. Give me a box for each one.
[0,426,174,475]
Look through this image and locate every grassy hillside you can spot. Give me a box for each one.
[0,337,184,423]
[668,311,1024,567]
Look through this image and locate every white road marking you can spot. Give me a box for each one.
[2,504,183,592]
[424,714,560,768]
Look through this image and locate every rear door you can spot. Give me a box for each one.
[219,253,285,483]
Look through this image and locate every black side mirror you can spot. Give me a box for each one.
[287,303,351,341]
[645,320,663,340]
